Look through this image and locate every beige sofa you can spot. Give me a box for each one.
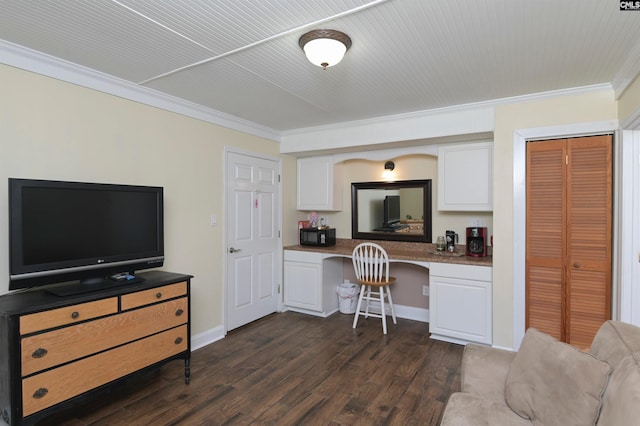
[441,321,640,425]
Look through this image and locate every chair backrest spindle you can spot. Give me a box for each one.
[352,243,390,284]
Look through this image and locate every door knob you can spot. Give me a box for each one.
[229,247,241,253]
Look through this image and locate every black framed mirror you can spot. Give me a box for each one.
[351,179,432,243]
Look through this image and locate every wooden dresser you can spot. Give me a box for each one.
[0,270,192,425]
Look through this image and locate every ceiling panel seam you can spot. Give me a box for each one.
[136,0,392,86]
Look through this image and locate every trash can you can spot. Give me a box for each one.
[336,282,360,314]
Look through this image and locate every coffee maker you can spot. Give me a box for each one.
[466,227,488,257]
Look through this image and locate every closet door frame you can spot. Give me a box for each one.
[513,120,619,350]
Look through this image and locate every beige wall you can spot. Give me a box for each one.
[619,74,640,126]
[282,154,308,246]
[0,65,280,336]
[492,89,618,348]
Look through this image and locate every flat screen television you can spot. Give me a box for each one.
[9,178,164,294]
[383,195,401,227]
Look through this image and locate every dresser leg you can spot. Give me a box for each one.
[184,357,191,384]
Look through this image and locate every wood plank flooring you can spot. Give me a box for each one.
[41,311,463,426]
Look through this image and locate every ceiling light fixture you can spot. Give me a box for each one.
[299,29,352,70]
[384,161,395,171]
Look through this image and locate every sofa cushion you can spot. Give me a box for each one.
[505,328,611,426]
[597,353,640,425]
[440,393,531,426]
[461,344,516,401]
[590,320,640,367]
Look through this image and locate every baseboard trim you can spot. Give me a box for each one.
[191,325,225,351]
[192,304,429,350]
[393,305,429,323]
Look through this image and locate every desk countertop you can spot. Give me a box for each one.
[284,239,492,267]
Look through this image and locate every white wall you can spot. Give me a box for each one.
[0,65,280,336]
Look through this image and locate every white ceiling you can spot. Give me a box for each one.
[1,0,639,134]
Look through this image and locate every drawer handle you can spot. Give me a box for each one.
[175,309,184,317]
[71,311,80,319]
[175,337,183,345]
[33,388,48,399]
[156,292,162,299]
[32,348,48,359]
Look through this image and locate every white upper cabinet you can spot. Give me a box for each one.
[438,141,493,211]
[297,156,343,211]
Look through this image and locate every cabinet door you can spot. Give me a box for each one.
[430,274,492,344]
[297,156,343,211]
[284,261,322,311]
[438,142,493,211]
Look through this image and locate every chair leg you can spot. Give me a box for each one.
[379,286,387,334]
[352,284,366,329]
[363,285,372,318]
[386,285,397,324]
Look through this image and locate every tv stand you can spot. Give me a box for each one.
[0,271,192,425]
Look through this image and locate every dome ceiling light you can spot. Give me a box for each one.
[298,29,352,70]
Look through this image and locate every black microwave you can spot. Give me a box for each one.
[300,227,336,247]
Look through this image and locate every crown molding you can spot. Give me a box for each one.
[1,38,620,148]
[280,83,613,154]
[0,40,281,142]
[282,83,613,139]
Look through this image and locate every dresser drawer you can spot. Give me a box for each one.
[121,281,187,310]
[20,298,119,335]
[21,297,188,376]
[22,324,188,417]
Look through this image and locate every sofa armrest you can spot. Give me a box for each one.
[461,344,516,403]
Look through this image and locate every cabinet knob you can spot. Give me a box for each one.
[71,311,80,319]
[174,337,183,345]
[32,348,48,359]
[156,292,162,299]
[33,388,48,399]
[175,309,184,317]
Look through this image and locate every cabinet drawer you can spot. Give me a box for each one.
[22,324,188,417]
[121,281,187,310]
[284,250,324,263]
[21,298,188,376]
[20,298,118,335]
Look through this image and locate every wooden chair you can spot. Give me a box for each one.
[352,242,397,334]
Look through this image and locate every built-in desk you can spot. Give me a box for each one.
[283,239,493,345]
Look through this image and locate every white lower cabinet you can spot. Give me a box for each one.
[283,250,342,317]
[429,263,492,345]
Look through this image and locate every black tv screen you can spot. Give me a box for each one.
[383,195,401,227]
[9,178,164,292]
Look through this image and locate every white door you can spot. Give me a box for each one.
[226,151,280,331]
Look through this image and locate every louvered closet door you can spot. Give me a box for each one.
[566,136,611,348]
[526,135,612,348]
[526,140,566,340]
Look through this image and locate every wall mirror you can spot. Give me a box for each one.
[351,179,432,243]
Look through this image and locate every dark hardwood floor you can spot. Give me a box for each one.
[42,312,463,426]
